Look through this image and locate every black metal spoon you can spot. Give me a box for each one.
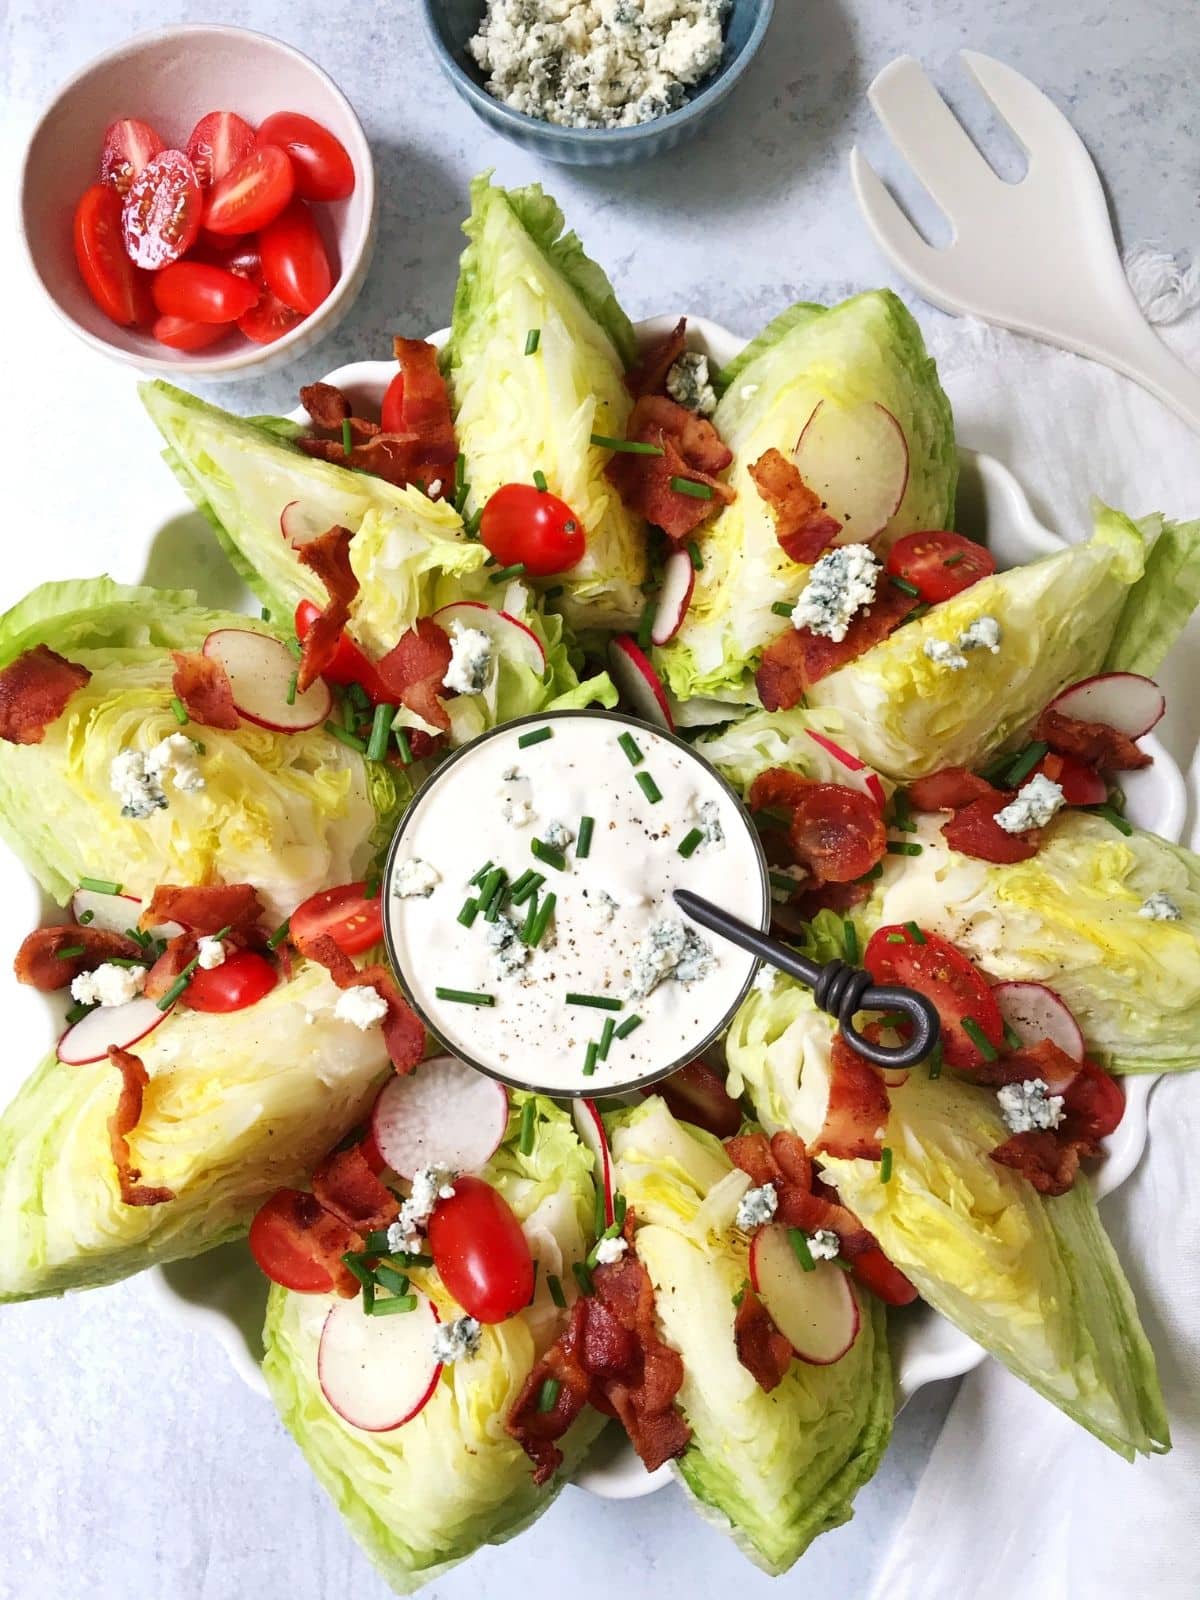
[673,888,939,1069]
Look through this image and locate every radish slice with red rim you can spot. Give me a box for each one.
[1047,672,1165,738]
[430,601,547,675]
[607,637,673,732]
[57,995,172,1065]
[571,1097,615,1228]
[280,500,333,549]
[650,549,696,646]
[793,400,909,542]
[318,1293,441,1432]
[749,1222,861,1364]
[992,981,1084,1076]
[370,1055,510,1179]
[70,888,184,942]
[202,629,332,733]
[804,728,887,808]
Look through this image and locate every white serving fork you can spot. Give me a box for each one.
[851,51,1200,434]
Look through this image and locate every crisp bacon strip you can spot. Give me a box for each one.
[14,924,140,991]
[107,1046,175,1207]
[303,933,426,1075]
[817,1037,891,1161]
[375,618,453,734]
[392,337,459,483]
[312,1145,399,1234]
[726,1131,875,1257]
[171,651,240,730]
[1035,707,1151,773]
[296,526,360,693]
[942,791,1041,865]
[624,317,687,399]
[734,1287,793,1392]
[140,883,264,936]
[605,394,734,542]
[748,769,886,884]
[991,1130,1085,1196]
[0,645,91,746]
[909,767,1000,812]
[972,1037,1080,1092]
[300,381,351,429]
[749,448,842,565]
[756,584,916,712]
[506,1300,596,1484]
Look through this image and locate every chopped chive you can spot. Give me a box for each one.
[65,1000,95,1025]
[341,1252,375,1296]
[613,1013,642,1040]
[961,1017,999,1060]
[531,838,568,871]
[843,920,859,963]
[341,419,353,456]
[510,871,544,907]
[980,752,1015,784]
[532,468,548,492]
[886,931,906,944]
[788,1227,816,1272]
[78,910,95,926]
[519,1098,537,1156]
[479,869,508,921]
[598,1016,616,1061]
[636,600,655,651]
[528,891,556,947]
[363,1229,392,1253]
[518,726,553,749]
[677,826,705,858]
[374,1263,410,1297]
[536,1377,561,1413]
[582,1041,600,1077]
[125,927,150,947]
[454,450,467,499]
[260,606,272,622]
[732,1283,748,1308]
[903,920,926,944]
[369,1293,417,1316]
[366,703,395,763]
[457,897,480,928]
[169,695,189,725]
[576,816,594,859]
[1087,804,1133,836]
[590,433,665,456]
[1004,741,1049,786]
[927,1041,943,1080]
[908,602,931,623]
[771,600,795,618]
[435,987,495,1007]
[566,993,623,1011]
[525,327,541,355]
[943,551,965,567]
[464,509,483,540]
[324,721,367,753]
[55,944,86,959]
[618,731,644,766]
[614,1191,627,1228]
[547,1272,567,1308]
[341,692,358,733]
[769,870,800,896]
[890,574,921,598]
[573,1261,594,1297]
[106,956,148,969]
[520,894,541,945]
[394,727,413,764]
[669,476,714,501]
[635,771,663,804]
[267,919,290,950]
[880,1147,894,1183]
[489,562,527,585]
[364,870,381,901]
[892,789,916,832]
[285,636,302,659]
[1003,1021,1024,1051]
[285,672,298,706]
[544,585,564,600]
[468,860,495,888]
[156,954,200,1011]
[687,540,704,570]
[863,863,884,880]
[887,841,923,856]
[79,877,121,896]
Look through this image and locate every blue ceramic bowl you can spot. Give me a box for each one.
[421,0,775,165]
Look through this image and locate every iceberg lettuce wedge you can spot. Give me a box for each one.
[1104,511,1200,676]
[657,291,956,705]
[696,703,896,802]
[262,1094,605,1595]
[608,1096,892,1575]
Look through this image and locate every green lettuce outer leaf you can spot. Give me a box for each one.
[608,1096,892,1575]
[1104,512,1200,676]
[725,984,1168,1459]
[261,1094,605,1595]
[657,290,956,705]
[0,961,389,1301]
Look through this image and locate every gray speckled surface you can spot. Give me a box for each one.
[0,3,1197,1597]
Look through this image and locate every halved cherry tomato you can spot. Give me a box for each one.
[121,149,202,269]
[238,285,304,345]
[943,792,1041,864]
[99,117,164,197]
[380,371,406,434]
[850,1246,918,1306]
[1062,1059,1125,1141]
[151,261,259,324]
[186,110,257,189]
[358,1129,386,1176]
[152,314,230,351]
[248,1189,335,1292]
[203,143,294,236]
[73,184,153,326]
[886,531,996,604]
[864,924,1004,1074]
[480,482,586,576]
[643,1060,742,1139]
[908,767,998,812]
[260,198,332,315]
[427,1176,535,1323]
[257,111,356,202]
[294,599,388,699]
[184,949,278,1012]
[1035,750,1107,806]
[290,882,383,957]
[221,242,263,282]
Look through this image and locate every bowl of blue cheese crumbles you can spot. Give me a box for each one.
[422,0,775,162]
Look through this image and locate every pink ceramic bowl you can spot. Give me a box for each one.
[19,24,377,380]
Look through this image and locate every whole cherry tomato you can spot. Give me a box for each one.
[427,1176,535,1323]
[480,482,586,576]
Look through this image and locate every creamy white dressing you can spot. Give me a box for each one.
[385,713,767,1092]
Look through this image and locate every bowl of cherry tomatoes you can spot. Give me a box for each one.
[19,24,376,378]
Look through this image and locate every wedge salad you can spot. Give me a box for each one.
[4,172,1200,1592]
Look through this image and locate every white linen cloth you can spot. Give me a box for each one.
[871,265,1200,1600]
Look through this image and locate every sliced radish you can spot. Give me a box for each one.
[70,888,184,942]
[1047,672,1165,739]
[57,995,172,1065]
[749,1222,861,1365]
[804,728,887,808]
[572,1097,615,1228]
[318,1292,441,1432]
[371,1056,509,1179]
[202,629,332,733]
[607,637,673,731]
[431,601,546,675]
[877,1065,910,1089]
[280,500,333,549]
[650,550,696,646]
[793,401,909,542]
[992,981,1084,1081]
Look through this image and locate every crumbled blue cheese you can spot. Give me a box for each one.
[958,615,1002,653]
[543,819,575,850]
[486,913,530,978]
[498,768,535,828]
[195,937,226,970]
[997,1077,1065,1134]
[808,1228,840,1261]
[1140,891,1182,921]
[442,622,494,696]
[111,733,205,818]
[735,1182,778,1230]
[593,889,619,926]
[389,1166,457,1253]
[334,984,388,1030]
[468,0,728,130]
[791,544,881,642]
[70,961,147,1007]
[696,798,725,849]
[594,1235,628,1265]
[394,858,440,898]
[751,964,778,995]
[432,1315,482,1365]
[923,637,968,671]
[995,773,1065,834]
[625,918,715,1000]
[666,351,716,416]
